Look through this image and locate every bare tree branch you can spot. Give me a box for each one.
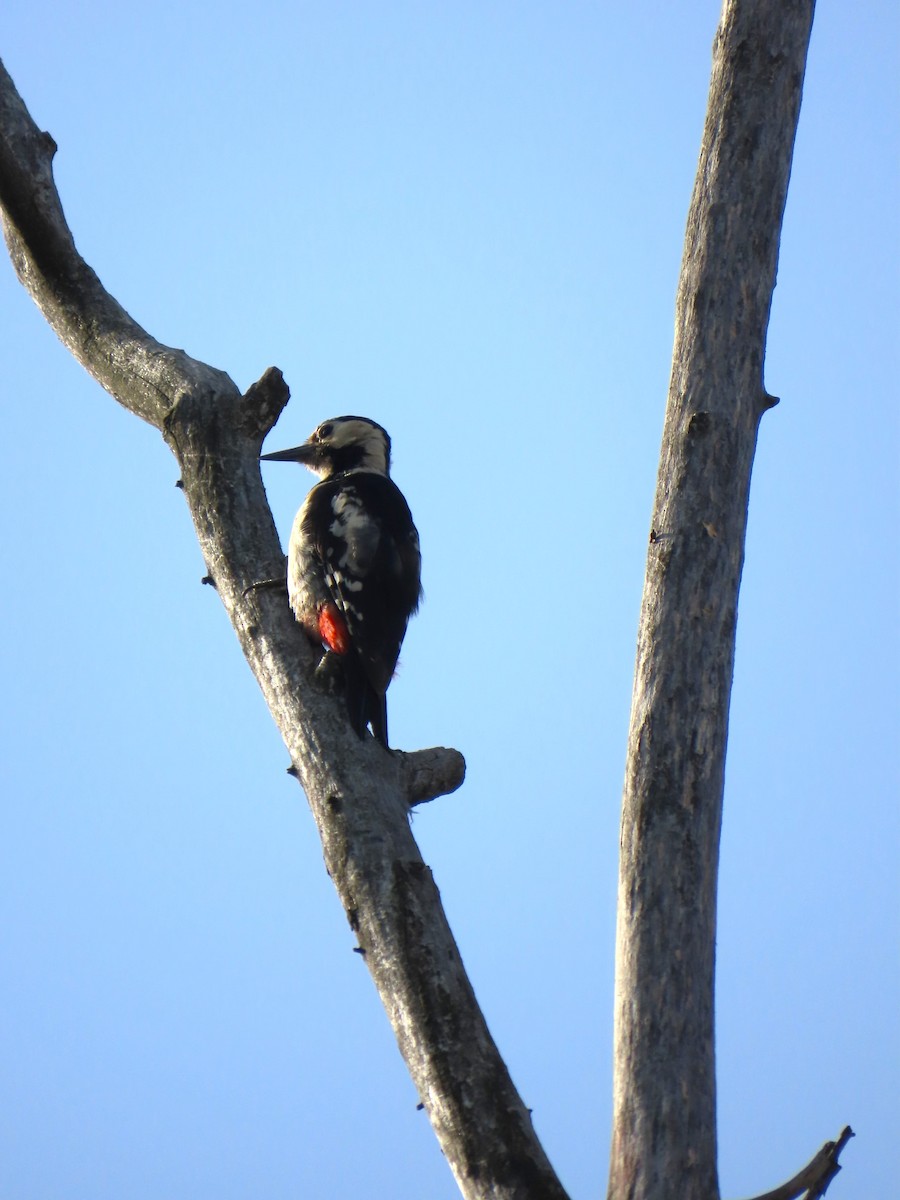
[608,2,817,1199]
[0,64,232,426]
[0,56,566,1200]
[737,1126,854,1200]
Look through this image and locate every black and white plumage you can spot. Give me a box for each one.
[261,416,422,747]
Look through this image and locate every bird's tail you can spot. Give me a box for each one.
[342,654,389,748]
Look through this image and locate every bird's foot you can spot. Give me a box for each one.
[242,576,288,599]
[313,649,346,695]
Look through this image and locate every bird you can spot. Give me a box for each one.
[261,416,422,748]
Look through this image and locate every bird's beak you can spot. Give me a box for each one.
[260,441,316,464]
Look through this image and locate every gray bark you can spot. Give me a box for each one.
[608,2,815,1199]
[0,58,568,1200]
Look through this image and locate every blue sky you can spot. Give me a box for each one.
[1,3,897,1198]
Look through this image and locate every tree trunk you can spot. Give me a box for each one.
[608,2,815,1198]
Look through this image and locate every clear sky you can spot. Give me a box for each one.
[1,3,897,1198]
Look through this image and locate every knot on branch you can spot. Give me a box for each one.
[397,746,466,806]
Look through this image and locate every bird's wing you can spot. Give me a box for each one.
[315,475,420,694]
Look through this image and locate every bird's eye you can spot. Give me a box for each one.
[317,423,334,440]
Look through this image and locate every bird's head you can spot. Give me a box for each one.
[261,416,392,479]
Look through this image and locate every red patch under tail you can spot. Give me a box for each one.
[318,604,351,655]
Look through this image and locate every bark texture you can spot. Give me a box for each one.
[608,3,815,1199]
[0,59,567,1200]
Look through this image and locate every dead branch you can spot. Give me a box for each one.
[737,1126,854,1200]
[608,1,816,1197]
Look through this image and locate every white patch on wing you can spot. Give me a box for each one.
[324,494,375,626]
[329,492,379,572]
[327,568,363,593]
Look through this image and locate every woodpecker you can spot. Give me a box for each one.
[261,416,422,748]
